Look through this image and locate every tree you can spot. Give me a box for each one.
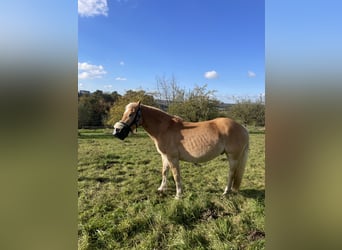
[78,90,120,128]
[188,85,219,121]
[168,84,220,122]
[78,97,92,128]
[228,97,265,126]
[253,97,265,126]
[155,75,221,122]
[155,75,185,105]
[106,90,157,126]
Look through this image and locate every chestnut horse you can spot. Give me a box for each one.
[113,101,249,199]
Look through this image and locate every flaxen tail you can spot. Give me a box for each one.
[232,140,249,192]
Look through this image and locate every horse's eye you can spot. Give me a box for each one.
[129,113,133,117]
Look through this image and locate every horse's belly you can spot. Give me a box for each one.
[179,140,224,163]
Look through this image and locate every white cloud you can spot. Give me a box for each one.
[104,84,113,89]
[248,70,256,78]
[78,62,107,79]
[78,72,89,79]
[119,61,125,66]
[204,70,218,79]
[115,77,127,81]
[78,0,108,17]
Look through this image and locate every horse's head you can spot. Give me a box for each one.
[113,101,142,140]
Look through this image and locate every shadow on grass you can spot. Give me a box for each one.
[78,176,125,183]
[240,189,265,201]
[78,133,114,139]
[248,130,265,135]
[78,131,150,140]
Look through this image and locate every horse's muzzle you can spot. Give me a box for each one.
[113,122,130,140]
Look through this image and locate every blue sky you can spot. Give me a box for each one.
[78,0,264,103]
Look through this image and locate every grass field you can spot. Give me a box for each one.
[78,128,265,249]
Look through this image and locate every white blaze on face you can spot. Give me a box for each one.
[124,103,135,114]
[123,103,137,122]
[113,103,135,135]
[113,122,121,135]
[113,122,125,130]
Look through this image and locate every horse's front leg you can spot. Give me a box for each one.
[157,155,169,192]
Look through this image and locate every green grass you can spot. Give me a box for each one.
[78,128,265,249]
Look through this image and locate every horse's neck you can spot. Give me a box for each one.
[141,105,171,137]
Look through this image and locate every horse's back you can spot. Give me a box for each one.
[213,117,248,135]
[180,117,247,140]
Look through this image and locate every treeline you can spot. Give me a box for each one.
[78,90,120,128]
[78,81,265,128]
[229,97,265,127]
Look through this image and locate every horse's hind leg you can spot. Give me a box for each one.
[223,154,239,195]
[157,154,169,192]
[223,145,248,195]
[167,157,182,199]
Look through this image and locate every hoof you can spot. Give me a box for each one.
[157,188,166,193]
[222,188,231,196]
[222,190,238,196]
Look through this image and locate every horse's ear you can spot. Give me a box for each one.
[137,100,141,106]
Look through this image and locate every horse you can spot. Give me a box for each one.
[113,101,249,199]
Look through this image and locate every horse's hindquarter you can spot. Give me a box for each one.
[178,121,226,163]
